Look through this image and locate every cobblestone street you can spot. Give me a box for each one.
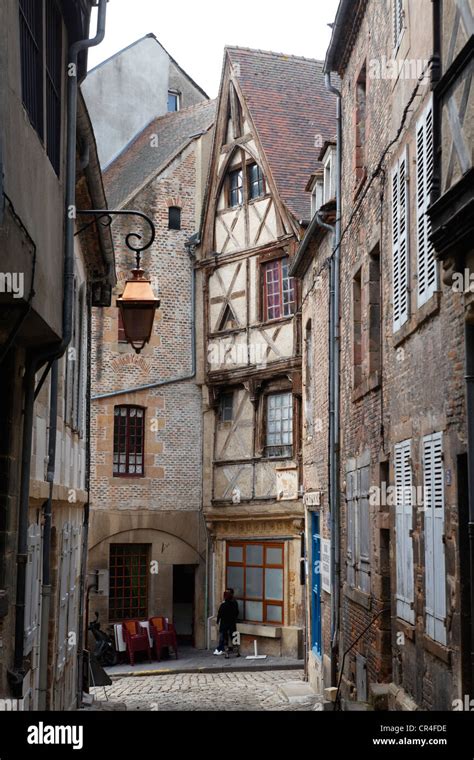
[90,670,320,711]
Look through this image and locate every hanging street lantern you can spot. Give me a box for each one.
[116,267,160,353]
[76,208,158,354]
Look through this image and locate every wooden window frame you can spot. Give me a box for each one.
[248,162,265,200]
[262,256,296,323]
[264,390,293,459]
[227,167,243,208]
[113,405,146,478]
[167,90,180,112]
[219,392,234,423]
[109,543,150,621]
[226,541,284,625]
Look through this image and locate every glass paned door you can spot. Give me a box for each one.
[311,513,322,657]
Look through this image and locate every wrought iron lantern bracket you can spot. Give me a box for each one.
[75,208,156,269]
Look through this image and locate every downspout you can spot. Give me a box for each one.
[8,0,107,699]
[325,72,342,688]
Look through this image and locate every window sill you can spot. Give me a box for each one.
[343,582,372,610]
[237,623,282,638]
[422,634,451,665]
[352,371,380,402]
[393,291,441,347]
[254,315,294,329]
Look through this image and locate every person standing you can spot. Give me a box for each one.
[214,588,239,656]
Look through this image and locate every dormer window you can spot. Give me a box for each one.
[168,90,180,112]
[228,168,243,207]
[323,148,336,204]
[248,163,265,200]
[311,176,324,216]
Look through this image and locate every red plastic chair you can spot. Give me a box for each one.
[149,617,178,661]
[122,620,152,666]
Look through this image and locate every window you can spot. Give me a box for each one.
[347,461,370,593]
[226,542,284,624]
[392,148,409,331]
[394,440,414,623]
[168,206,181,231]
[353,269,363,387]
[228,168,243,207]
[393,0,404,49]
[113,406,145,477]
[323,152,334,204]
[220,392,234,422]
[263,257,295,321]
[19,0,44,139]
[423,432,446,645]
[45,0,62,174]
[416,99,437,307]
[355,64,367,187]
[265,392,293,458]
[368,248,381,374]
[109,544,149,621]
[311,176,324,216]
[167,90,180,112]
[19,0,63,175]
[118,310,127,343]
[248,163,265,199]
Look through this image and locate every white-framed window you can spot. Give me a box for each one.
[423,432,446,645]
[323,148,336,204]
[391,147,409,332]
[393,0,404,50]
[394,440,414,623]
[167,90,180,112]
[265,392,293,458]
[347,462,370,593]
[416,98,437,307]
[311,178,324,216]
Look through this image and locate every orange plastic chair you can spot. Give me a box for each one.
[122,620,152,666]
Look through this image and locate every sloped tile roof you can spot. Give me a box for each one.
[226,47,337,221]
[104,99,216,208]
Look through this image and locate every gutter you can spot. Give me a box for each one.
[8,0,107,700]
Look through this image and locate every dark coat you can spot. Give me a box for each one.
[217,599,239,631]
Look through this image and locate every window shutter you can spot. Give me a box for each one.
[66,526,80,660]
[395,440,414,623]
[359,465,371,593]
[392,149,409,331]
[24,524,42,654]
[57,524,71,674]
[416,99,436,307]
[346,469,356,587]
[423,432,446,644]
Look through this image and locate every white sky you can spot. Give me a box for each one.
[88,0,341,98]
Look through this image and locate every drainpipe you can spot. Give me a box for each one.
[325,72,342,688]
[7,0,107,700]
[465,321,474,694]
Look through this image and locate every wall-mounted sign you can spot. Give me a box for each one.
[276,466,299,501]
[303,490,321,507]
[321,538,331,594]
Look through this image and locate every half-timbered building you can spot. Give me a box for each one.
[196,47,336,658]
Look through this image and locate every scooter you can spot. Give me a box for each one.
[88,611,118,667]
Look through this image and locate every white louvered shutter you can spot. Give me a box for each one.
[423,432,446,644]
[392,149,409,331]
[395,441,414,623]
[416,99,437,307]
[24,524,42,654]
[359,465,371,593]
[57,525,71,674]
[346,469,356,587]
[66,526,80,659]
